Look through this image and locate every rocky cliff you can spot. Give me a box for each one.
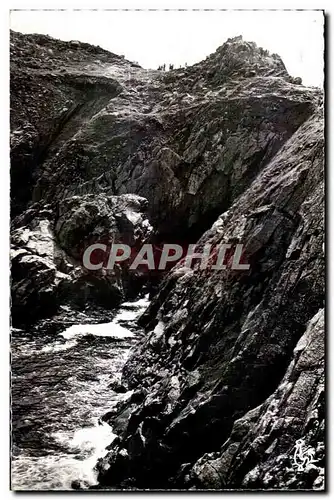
[10,30,324,490]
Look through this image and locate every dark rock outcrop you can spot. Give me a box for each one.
[188,308,324,490]
[10,30,324,490]
[11,31,320,240]
[96,110,324,489]
[11,193,152,326]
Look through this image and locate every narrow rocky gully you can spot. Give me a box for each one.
[10,29,324,491]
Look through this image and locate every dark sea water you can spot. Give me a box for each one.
[11,296,149,490]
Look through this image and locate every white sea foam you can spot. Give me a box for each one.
[59,294,150,341]
[61,321,135,340]
[12,295,151,490]
[12,422,116,490]
[41,339,78,353]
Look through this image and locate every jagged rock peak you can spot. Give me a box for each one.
[192,34,289,83]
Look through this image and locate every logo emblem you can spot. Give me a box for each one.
[292,439,317,471]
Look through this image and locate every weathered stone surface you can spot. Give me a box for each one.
[11,31,320,240]
[11,30,324,490]
[97,110,324,489]
[11,194,152,326]
[188,309,324,490]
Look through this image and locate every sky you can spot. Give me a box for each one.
[10,10,324,87]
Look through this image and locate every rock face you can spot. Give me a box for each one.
[10,30,324,490]
[96,109,324,490]
[11,31,319,239]
[11,193,152,326]
[188,308,324,490]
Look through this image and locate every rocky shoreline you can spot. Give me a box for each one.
[10,30,324,490]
